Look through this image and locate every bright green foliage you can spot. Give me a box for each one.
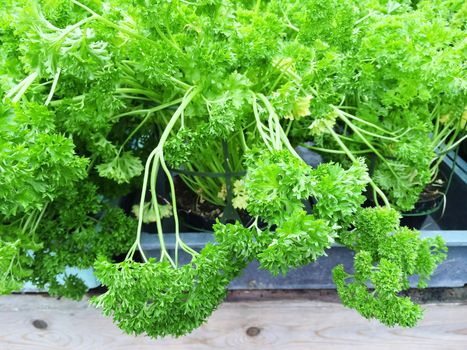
[0,236,40,294]
[96,152,144,184]
[0,0,452,339]
[301,0,466,211]
[372,125,434,210]
[244,149,368,276]
[311,159,370,225]
[333,207,447,327]
[244,150,315,226]
[257,211,334,276]
[213,221,258,262]
[28,183,135,299]
[0,102,88,217]
[92,240,248,338]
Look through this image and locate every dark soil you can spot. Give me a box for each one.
[173,176,223,224]
[416,178,445,203]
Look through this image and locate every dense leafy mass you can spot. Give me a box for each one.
[0,0,454,339]
[304,0,466,210]
[93,242,248,337]
[334,207,447,327]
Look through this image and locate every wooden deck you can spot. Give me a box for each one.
[0,295,466,349]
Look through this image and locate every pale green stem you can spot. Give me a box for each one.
[353,125,400,142]
[341,111,402,136]
[9,72,39,103]
[132,87,198,263]
[252,94,273,150]
[45,68,61,106]
[53,15,97,43]
[150,154,175,266]
[118,111,152,154]
[258,94,301,159]
[160,154,198,259]
[305,145,373,154]
[30,203,49,234]
[116,88,161,101]
[70,0,158,45]
[325,124,391,207]
[112,97,183,120]
[335,109,399,180]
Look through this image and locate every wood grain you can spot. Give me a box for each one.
[0,295,466,350]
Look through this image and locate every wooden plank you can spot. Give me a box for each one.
[0,295,466,350]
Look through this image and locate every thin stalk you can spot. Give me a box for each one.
[304,145,373,154]
[160,155,198,259]
[70,0,160,46]
[255,0,261,13]
[434,126,457,151]
[118,111,152,154]
[30,203,49,234]
[258,94,301,159]
[432,118,456,146]
[111,97,183,120]
[285,120,293,136]
[239,127,249,151]
[9,72,39,103]
[337,108,401,136]
[152,22,184,54]
[325,124,391,207]
[339,134,367,144]
[45,68,61,106]
[21,211,37,234]
[170,77,192,90]
[438,134,467,155]
[252,94,273,150]
[132,87,198,264]
[116,94,152,101]
[116,88,161,101]
[53,15,97,43]
[5,72,37,100]
[335,109,399,180]
[353,125,400,142]
[150,155,175,266]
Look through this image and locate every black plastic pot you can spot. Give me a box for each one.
[460,138,467,163]
[400,175,447,229]
[400,151,462,229]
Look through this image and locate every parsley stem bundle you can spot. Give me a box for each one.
[129,87,199,264]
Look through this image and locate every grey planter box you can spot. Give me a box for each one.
[140,230,467,289]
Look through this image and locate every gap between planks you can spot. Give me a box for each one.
[0,295,466,350]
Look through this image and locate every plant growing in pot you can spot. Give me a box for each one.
[302,0,466,225]
[0,0,452,339]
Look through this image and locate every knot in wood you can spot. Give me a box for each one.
[32,319,48,330]
[246,326,261,337]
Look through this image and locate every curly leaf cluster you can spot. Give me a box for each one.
[333,207,447,327]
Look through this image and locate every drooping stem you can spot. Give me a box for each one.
[131,87,199,264]
[252,93,273,150]
[304,145,373,155]
[112,97,183,120]
[257,94,301,159]
[45,68,61,106]
[6,72,39,103]
[325,124,391,207]
[160,154,199,261]
[333,107,400,180]
[149,153,174,266]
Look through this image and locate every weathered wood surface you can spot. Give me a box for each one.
[0,295,466,350]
